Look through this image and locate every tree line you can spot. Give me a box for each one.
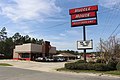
[57,50,79,55]
[0,27,43,58]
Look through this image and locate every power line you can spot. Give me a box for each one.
[115,31,120,36]
[1,3,120,36]
[29,21,69,33]
[41,5,120,30]
[114,25,120,36]
[29,6,120,33]
[108,23,120,39]
[44,22,69,29]
[106,3,120,39]
[96,6,120,17]
[99,2,120,38]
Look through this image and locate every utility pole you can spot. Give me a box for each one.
[100,38,103,58]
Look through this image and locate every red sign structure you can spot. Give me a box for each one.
[69,5,98,15]
[72,19,97,27]
[69,5,98,27]
[69,5,98,61]
[71,11,96,20]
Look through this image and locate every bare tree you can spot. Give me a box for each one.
[98,36,120,62]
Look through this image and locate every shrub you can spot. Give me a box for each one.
[96,59,106,63]
[65,62,76,70]
[95,63,109,71]
[65,62,95,70]
[65,61,113,71]
[107,59,118,70]
[86,63,95,70]
[88,61,95,64]
[75,60,87,63]
[65,62,88,70]
[75,63,87,70]
[116,61,120,71]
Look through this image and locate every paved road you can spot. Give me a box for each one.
[0,67,120,80]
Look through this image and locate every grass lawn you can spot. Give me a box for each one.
[0,63,13,66]
[105,71,120,76]
[56,68,120,76]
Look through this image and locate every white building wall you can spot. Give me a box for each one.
[14,43,43,53]
[15,43,31,53]
[13,49,19,58]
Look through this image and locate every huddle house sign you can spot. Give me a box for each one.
[69,5,98,27]
[69,5,98,15]
[72,19,97,27]
[71,12,96,20]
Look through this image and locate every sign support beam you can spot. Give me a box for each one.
[83,25,86,61]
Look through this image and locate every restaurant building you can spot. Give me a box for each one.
[13,41,56,61]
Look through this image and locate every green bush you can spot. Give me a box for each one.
[65,60,116,71]
[95,63,109,71]
[86,63,95,70]
[96,59,106,63]
[88,61,95,64]
[65,62,95,70]
[75,63,88,70]
[65,62,88,70]
[65,62,76,70]
[107,59,118,70]
[116,61,120,71]
[75,60,87,64]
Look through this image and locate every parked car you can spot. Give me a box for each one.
[43,57,53,62]
[35,57,43,62]
[35,57,54,62]
[53,57,67,62]
[45,57,54,62]
[35,57,67,62]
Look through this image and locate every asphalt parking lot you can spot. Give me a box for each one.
[0,67,120,80]
[0,60,120,80]
[0,60,66,72]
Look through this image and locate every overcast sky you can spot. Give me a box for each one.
[0,0,120,52]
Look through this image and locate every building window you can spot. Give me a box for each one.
[21,53,30,58]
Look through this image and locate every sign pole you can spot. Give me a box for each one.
[83,25,86,61]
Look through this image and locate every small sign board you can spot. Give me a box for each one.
[69,5,98,15]
[71,12,96,20]
[72,19,97,27]
[77,40,93,50]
